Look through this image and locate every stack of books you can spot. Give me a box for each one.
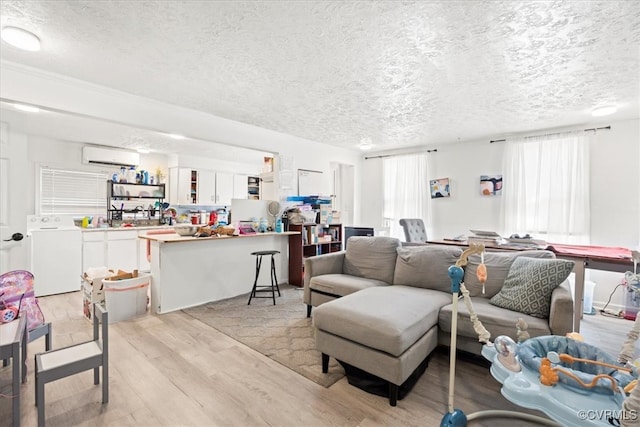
[467,230,502,245]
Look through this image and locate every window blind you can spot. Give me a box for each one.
[40,167,108,215]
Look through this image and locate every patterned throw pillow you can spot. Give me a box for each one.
[489,257,574,318]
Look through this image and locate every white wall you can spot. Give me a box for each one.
[360,118,640,311]
[2,63,364,222]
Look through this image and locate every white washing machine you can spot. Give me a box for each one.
[27,215,82,297]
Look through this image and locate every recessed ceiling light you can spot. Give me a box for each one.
[591,105,617,117]
[13,103,40,113]
[167,133,185,140]
[136,148,150,154]
[1,26,41,51]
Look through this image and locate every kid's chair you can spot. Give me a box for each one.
[0,270,52,365]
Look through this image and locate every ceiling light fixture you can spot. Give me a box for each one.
[167,133,185,140]
[358,137,373,151]
[591,105,617,117]
[1,26,41,51]
[13,103,40,113]
[136,148,150,154]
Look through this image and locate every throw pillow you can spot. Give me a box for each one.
[490,257,574,318]
[464,250,556,298]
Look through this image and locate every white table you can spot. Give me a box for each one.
[0,315,27,427]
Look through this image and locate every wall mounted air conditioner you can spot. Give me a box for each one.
[82,146,140,167]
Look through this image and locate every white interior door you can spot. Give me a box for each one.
[331,163,354,226]
[0,122,29,272]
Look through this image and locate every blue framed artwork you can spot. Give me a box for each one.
[430,178,450,198]
[480,175,503,196]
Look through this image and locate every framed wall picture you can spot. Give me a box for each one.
[430,178,450,198]
[480,175,503,196]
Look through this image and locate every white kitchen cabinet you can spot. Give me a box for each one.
[169,167,197,205]
[82,230,139,273]
[82,231,106,273]
[169,167,234,205]
[198,169,216,204]
[233,174,248,200]
[215,171,234,205]
[107,230,138,272]
[139,235,151,272]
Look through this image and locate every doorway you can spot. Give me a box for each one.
[331,162,354,227]
[0,122,29,272]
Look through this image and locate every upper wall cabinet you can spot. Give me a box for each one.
[216,171,234,206]
[169,168,197,205]
[168,167,243,206]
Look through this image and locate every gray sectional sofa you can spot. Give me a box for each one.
[305,236,574,405]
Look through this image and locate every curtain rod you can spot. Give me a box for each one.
[365,148,437,160]
[489,125,611,143]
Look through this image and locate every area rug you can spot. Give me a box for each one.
[182,284,345,388]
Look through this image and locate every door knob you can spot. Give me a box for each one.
[3,232,24,242]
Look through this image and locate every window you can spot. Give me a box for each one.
[501,131,592,244]
[40,166,108,215]
[382,154,430,240]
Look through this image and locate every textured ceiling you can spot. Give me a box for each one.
[1,0,639,152]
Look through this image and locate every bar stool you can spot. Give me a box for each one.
[247,250,281,305]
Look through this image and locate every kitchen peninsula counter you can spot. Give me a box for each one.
[139,231,299,313]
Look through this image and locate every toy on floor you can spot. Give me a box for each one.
[480,251,640,427]
[440,244,560,427]
[0,270,45,332]
[0,292,19,323]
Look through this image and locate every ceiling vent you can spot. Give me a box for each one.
[82,146,140,167]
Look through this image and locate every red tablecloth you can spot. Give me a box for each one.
[546,243,632,260]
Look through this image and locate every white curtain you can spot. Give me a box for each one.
[382,154,430,240]
[501,131,592,244]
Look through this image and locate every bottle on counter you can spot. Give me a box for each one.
[200,210,207,225]
[209,211,218,226]
[217,207,229,226]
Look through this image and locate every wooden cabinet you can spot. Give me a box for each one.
[288,223,342,286]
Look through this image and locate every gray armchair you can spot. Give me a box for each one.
[399,218,427,243]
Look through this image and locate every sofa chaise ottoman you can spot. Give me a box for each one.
[307,236,575,405]
[314,285,451,405]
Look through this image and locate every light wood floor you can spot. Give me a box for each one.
[1,291,636,427]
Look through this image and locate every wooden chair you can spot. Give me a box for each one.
[34,303,108,427]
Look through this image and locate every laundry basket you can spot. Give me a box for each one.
[102,272,150,323]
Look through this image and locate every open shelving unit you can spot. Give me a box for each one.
[107,181,166,226]
[247,176,260,200]
[288,222,342,286]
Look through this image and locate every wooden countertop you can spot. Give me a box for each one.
[139,231,298,243]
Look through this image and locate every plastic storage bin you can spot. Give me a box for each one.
[102,272,150,323]
[568,278,596,314]
[624,285,640,320]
